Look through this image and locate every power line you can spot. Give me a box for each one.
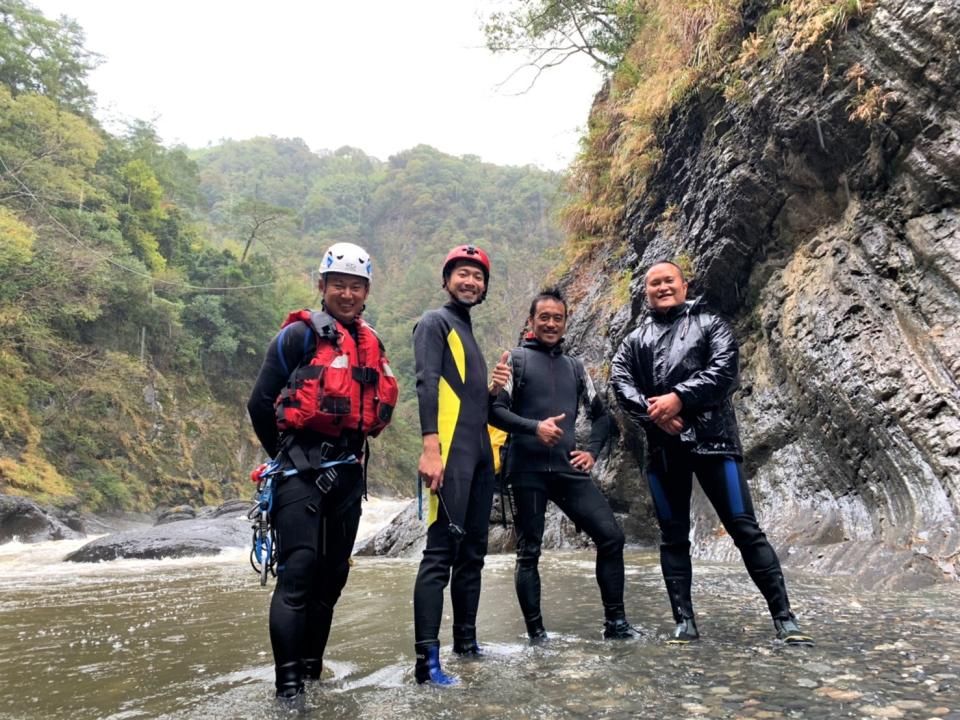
[0,154,279,292]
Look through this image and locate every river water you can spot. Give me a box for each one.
[1,501,958,720]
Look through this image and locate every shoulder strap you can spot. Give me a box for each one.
[278,310,340,378]
[510,347,526,400]
[306,310,339,341]
[569,355,586,398]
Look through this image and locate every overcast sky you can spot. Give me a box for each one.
[31,0,603,170]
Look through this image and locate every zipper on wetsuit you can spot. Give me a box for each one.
[549,352,557,472]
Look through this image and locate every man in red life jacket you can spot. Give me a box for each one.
[247,242,398,700]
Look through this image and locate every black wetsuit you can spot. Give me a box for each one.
[247,319,367,693]
[610,298,793,623]
[412,302,495,651]
[489,337,624,629]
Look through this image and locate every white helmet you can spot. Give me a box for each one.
[320,242,372,282]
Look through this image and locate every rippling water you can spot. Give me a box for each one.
[1,503,957,720]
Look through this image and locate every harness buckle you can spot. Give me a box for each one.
[315,466,336,495]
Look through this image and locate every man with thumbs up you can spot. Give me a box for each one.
[489,288,639,641]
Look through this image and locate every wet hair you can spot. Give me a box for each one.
[528,287,567,319]
[643,259,687,284]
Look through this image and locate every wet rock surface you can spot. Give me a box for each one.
[354,498,425,557]
[0,494,82,543]
[355,492,595,558]
[65,501,251,562]
[558,0,960,586]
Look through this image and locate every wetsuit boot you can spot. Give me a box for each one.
[669,617,700,644]
[452,624,483,657]
[774,614,814,646]
[602,609,643,639]
[525,616,548,644]
[415,643,459,686]
[301,658,322,681]
[665,578,698,644]
[275,660,305,700]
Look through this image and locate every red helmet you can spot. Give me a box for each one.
[442,244,490,282]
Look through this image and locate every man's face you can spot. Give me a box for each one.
[644,263,688,312]
[319,272,369,324]
[529,298,567,347]
[444,261,486,306]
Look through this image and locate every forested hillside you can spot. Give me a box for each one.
[0,0,564,511]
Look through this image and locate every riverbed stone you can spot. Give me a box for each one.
[155,504,197,525]
[353,499,424,557]
[64,516,249,562]
[860,705,907,718]
[0,493,82,543]
[815,686,864,701]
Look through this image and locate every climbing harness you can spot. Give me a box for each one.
[247,459,295,586]
[247,452,359,586]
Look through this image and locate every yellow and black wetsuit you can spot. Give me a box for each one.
[412,301,495,651]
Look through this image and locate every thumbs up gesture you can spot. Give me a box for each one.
[536,413,566,447]
[489,350,512,396]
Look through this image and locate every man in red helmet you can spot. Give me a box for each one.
[411,244,510,685]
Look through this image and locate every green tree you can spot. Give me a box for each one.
[0,0,100,113]
[121,120,202,208]
[228,197,296,263]
[482,0,643,88]
[0,85,104,208]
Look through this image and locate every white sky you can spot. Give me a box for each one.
[31,0,603,170]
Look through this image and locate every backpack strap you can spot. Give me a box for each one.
[277,310,341,379]
[569,355,586,399]
[306,310,340,347]
[509,347,527,400]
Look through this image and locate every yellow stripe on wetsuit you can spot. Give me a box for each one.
[428,328,467,526]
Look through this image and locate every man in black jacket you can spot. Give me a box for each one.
[490,288,640,641]
[610,260,813,646]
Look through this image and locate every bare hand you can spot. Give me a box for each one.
[647,393,683,423]
[655,416,684,436]
[535,413,566,447]
[489,351,511,395]
[418,435,444,491]
[570,450,595,472]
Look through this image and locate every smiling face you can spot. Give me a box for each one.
[319,272,370,324]
[444,260,487,306]
[644,262,688,312]
[529,298,567,347]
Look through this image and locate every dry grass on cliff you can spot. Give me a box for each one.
[560,0,875,263]
[561,0,743,245]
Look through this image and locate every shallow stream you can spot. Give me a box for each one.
[1,503,957,719]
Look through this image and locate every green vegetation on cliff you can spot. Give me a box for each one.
[0,0,565,511]
[506,0,875,263]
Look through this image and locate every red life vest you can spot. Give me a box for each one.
[274,310,398,438]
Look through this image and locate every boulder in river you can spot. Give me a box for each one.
[66,513,250,562]
[354,493,594,558]
[0,494,83,543]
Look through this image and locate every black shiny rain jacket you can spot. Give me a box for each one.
[609,297,742,458]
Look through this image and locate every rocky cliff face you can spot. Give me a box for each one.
[564,0,959,589]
